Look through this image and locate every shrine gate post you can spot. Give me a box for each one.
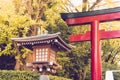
[61,7,120,80]
[91,20,101,80]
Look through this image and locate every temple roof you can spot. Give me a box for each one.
[11,32,72,52]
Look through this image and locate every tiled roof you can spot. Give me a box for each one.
[11,32,61,42]
[11,32,72,52]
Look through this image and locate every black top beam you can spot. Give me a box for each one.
[61,7,120,20]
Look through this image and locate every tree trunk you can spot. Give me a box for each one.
[14,59,21,70]
[78,68,88,80]
[82,0,88,12]
[83,68,87,80]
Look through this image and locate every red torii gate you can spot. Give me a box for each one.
[61,7,120,80]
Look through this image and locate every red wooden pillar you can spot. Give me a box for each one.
[91,20,102,80]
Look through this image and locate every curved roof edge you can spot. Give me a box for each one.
[11,32,73,52]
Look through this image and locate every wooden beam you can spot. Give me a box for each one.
[70,30,120,42]
[66,12,120,25]
[61,7,120,20]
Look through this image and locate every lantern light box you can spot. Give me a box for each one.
[11,32,72,74]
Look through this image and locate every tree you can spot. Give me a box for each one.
[0,0,34,55]
[0,0,35,69]
[11,0,54,70]
[46,0,120,80]
[13,0,52,36]
[1,0,120,79]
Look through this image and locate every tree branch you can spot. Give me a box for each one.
[88,0,103,11]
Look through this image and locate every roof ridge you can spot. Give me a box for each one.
[11,32,61,40]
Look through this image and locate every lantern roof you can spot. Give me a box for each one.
[11,32,72,52]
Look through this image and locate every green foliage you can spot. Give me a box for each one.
[0,0,35,55]
[50,75,71,80]
[45,12,69,42]
[56,52,71,78]
[0,70,39,80]
[1,0,120,80]
[102,62,120,79]
[0,70,71,80]
[101,21,120,64]
[0,0,36,70]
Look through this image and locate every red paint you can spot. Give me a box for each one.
[70,31,90,42]
[66,12,120,25]
[63,10,120,80]
[91,21,102,80]
[70,30,120,42]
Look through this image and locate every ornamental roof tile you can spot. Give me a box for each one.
[11,32,72,52]
[11,32,61,42]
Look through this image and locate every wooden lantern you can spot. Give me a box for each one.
[33,45,57,63]
[12,32,72,74]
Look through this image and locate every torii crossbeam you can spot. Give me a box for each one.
[61,7,120,80]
